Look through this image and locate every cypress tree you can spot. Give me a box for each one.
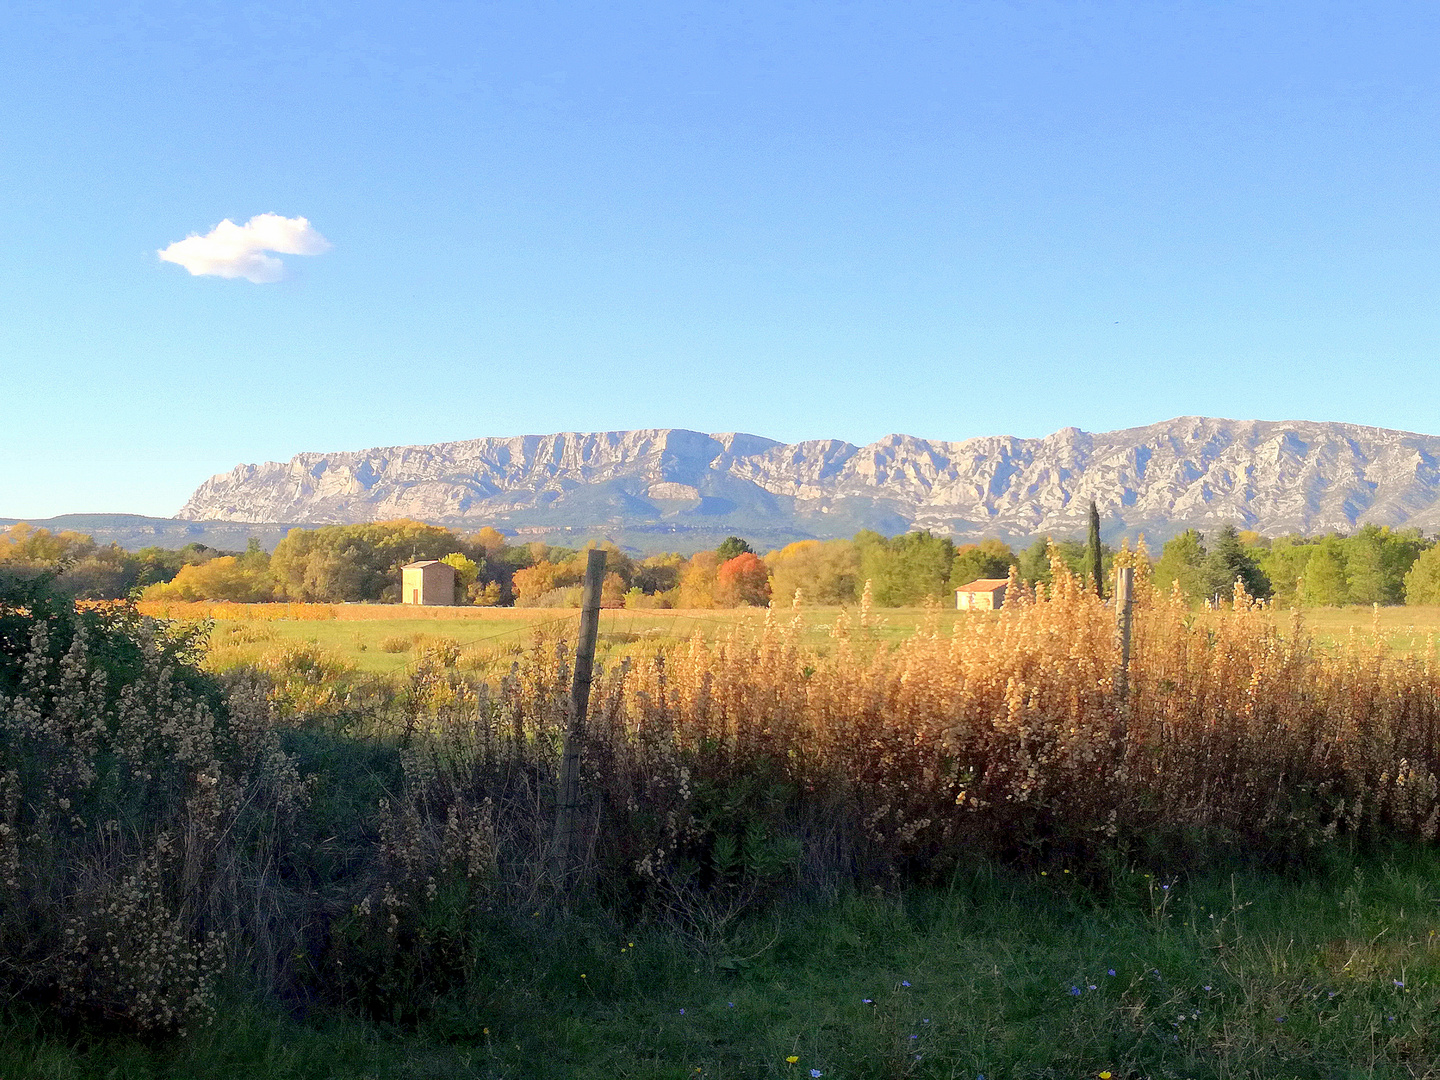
[1087,499,1103,597]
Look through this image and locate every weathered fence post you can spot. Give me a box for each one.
[1112,566,1135,754]
[1115,566,1134,699]
[553,547,606,887]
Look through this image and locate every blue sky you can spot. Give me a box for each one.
[3,2,1439,518]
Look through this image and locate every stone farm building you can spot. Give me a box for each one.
[955,578,1008,611]
[401,560,456,606]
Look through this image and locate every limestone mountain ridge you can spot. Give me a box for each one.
[177,417,1440,546]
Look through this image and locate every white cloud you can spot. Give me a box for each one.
[158,213,331,283]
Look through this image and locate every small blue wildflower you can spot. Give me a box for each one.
[1069,986,1081,996]
[901,980,911,988]
[1088,984,1097,990]
[811,1071,823,1079]
[1275,1016,1286,1023]
[727,1002,735,1008]
[1203,985,1211,991]
[862,998,872,1004]
[679,1008,685,1015]
[1108,969,1116,977]
[1388,1015,1396,1022]
[1328,991,1336,998]
[922,1018,930,1024]
[910,1034,918,1040]
[1395,979,1405,988]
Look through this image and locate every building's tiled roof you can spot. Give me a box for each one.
[954,578,1009,593]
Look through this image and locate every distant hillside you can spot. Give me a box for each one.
[175,418,1440,545]
[0,515,304,554]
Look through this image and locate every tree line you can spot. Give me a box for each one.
[7,516,1440,608]
[1156,524,1440,607]
[0,522,236,599]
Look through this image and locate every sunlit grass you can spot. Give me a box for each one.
[197,605,976,674]
[1261,603,1440,657]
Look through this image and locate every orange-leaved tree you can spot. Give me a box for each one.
[715,552,772,607]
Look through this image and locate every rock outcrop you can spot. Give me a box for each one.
[178,418,1440,543]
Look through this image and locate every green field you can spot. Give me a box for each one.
[1266,604,1440,656]
[193,602,1440,676]
[201,605,977,675]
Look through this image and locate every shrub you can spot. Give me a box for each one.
[15,542,1440,1034]
[0,577,310,1033]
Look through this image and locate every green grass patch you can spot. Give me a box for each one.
[202,607,978,677]
[8,849,1440,1079]
[1260,603,1440,657]
[199,602,1440,679]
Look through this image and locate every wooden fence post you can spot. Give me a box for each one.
[553,547,606,887]
[1112,566,1135,755]
[1115,566,1135,700]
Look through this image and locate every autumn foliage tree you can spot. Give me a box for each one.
[511,543,638,606]
[0,524,150,599]
[510,560,563,605]
[144,556,276,602]
[601,572,628,608]
[714,552,771,607]
[765,539,860,605]
[678,552,720,608]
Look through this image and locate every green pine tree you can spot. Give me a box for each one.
[1086,500,1103,597]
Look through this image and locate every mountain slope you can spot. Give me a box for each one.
[178,418,1440,543]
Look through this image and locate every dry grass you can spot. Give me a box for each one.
[0,620,308,1034]
[135,600,784,625]
[530,549,1440,872]
[134,601,493,621]
[354,546,1440,937]
[185,603,962,676]
[15,547,1440,1038]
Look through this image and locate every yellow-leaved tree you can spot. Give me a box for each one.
[143,556,275,603]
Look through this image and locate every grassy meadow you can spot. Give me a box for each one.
[1266,604,1440,656]
[137,599,976,676]
[9,572,1440,1078]
[137,597,1440,679]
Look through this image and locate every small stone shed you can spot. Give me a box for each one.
[401,560,456,606]
[955,578,1008,611]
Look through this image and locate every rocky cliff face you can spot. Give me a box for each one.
[178,418,1440,544]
